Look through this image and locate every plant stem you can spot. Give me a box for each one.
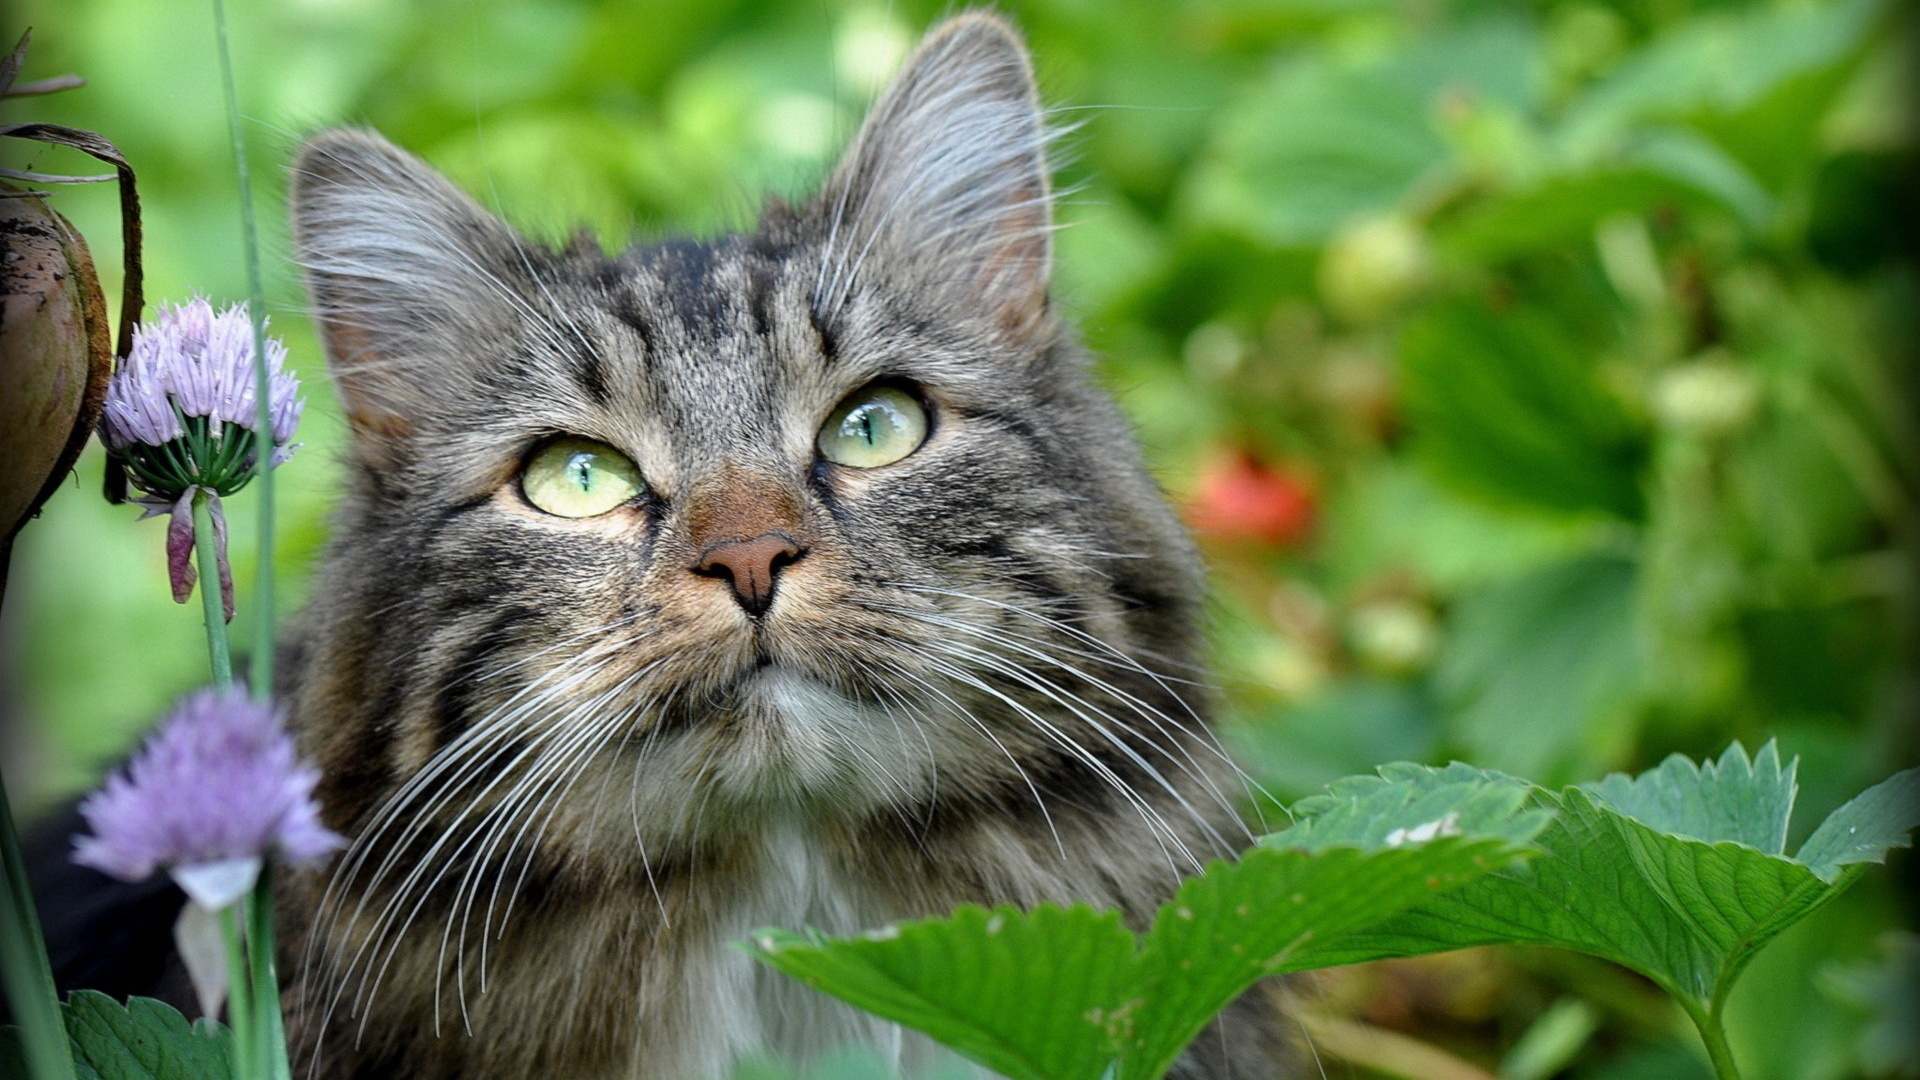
[220,905,255,1080]
[0,774,77,1080]
[1681,999,1743,1080]
[208,0,276,703]
[192,491,233,690]
[246,867,290,1080]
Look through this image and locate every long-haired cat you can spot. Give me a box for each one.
[275,12,1292,1078]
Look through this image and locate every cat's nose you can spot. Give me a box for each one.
[692,533,806,617]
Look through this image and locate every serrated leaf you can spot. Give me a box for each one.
[1267,760,1548,852]
[61,991,230,1080]
[744,906,1134,1080]
[1118,837,1531,1080]
[750,755,1911,1080]
[1584,742,1797,854]
[1795,766,1920,883]
[1309,750,1920,1029]
[749,765,1542,1080]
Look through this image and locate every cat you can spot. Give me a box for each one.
[267,11,1295,1079]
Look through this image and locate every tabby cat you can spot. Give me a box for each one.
[277,12,1292,1078]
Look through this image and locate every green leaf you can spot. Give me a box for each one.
[1311,749,1920,1027]
[1399,304,1649,521]
[1584,742,1797,854]
[1622,128,1774,226]
[1264,760,1549,852]
[1795,766,1920,883]
[5,992,233,1080]
[1434,554,1643,782]
[744,906,1134,1080]
[1438,166,1737,260]
[1556,0,1887,173]
[1183,21,1538,245]
[1118,835,1534,1080]
[748,766,1543,1080]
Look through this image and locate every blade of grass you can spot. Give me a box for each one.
[207,0,276,703]
[0,774,78,1080]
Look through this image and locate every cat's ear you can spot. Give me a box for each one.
[290,129,521,457]
[816,13,1054,342]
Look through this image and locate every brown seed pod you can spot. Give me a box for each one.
[0,29,143,586]
[0,185,113,545]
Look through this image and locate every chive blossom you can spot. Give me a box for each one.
[97,298,303,614]
[71,689,343,911]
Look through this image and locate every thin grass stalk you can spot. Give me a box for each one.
[208,0,276,703]
[220,906,255,1080]
[0,775,77,1080]
[210,5,293,1077]
[247,865,292,1080]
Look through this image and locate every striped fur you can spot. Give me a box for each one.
[280,13,1295,1078]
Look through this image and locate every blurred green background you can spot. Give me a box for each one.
[2,0,1914,1076]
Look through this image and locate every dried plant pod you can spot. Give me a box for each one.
[0,184,113,546]
[0,29,143,588]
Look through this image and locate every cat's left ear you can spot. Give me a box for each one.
[815,13,1054,343]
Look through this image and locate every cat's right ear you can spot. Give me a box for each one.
[290,129,520,461]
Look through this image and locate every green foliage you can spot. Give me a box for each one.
[747,907,1133,1080]
[751,747,1915,1080]
[750,765,1546,1080]
[1310,746,1919,1076]
[1399,306,1648,520]
[1185,20,1539,246]
[1,993,231,1080]
[1433,554,1641,781]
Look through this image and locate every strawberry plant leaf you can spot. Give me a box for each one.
[1,991,232,1080]
[1795,766,1920,882]
[743,905,1134,1080]
[1117,837,1532,1080]
[1583,742,1796,853]
[1265,759,1549,851]
[747,765,1543,1080]
[1307,746,1918,1079]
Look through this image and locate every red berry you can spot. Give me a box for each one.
[1188,452,1317,547]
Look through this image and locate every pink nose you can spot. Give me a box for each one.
[692,533,804,616]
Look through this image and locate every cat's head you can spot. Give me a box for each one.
[288,13,1221,861]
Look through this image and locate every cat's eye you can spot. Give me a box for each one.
[817,385,929,469]
[520,438,645,518]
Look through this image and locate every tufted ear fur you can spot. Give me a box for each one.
[814,13,1055,343]
[289,129,526,460]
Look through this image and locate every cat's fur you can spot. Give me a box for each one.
[277,13,1292,1078]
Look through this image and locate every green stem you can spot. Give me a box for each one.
[246,867,290,1080]
[192,491,233,690]
[0,774,77,1080]
[1682,999,1743,1080]
[219,906,255,1080]
[209,0,276,703]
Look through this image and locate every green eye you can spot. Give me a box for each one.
[817,386,929,468]
[521,438,645,518]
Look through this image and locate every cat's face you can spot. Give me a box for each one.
[289,15,1218,863]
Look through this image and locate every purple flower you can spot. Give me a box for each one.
[97,299,303,615]
[73,689,343,909]
[98,297,303,479]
